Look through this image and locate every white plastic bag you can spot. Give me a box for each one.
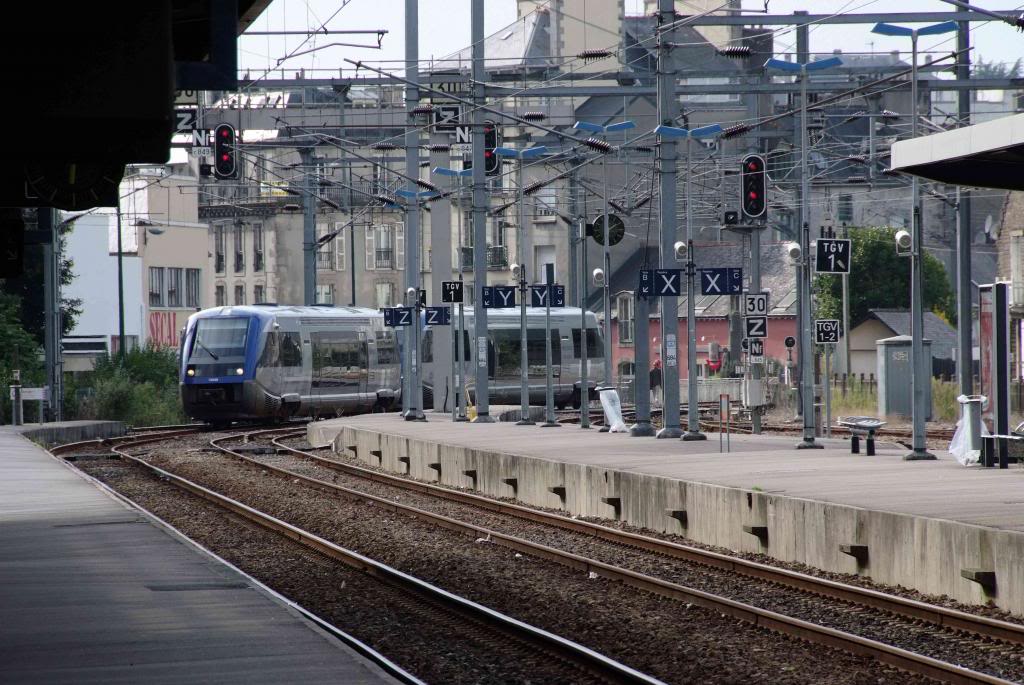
[949,395,989,466]
[598,387,628,433]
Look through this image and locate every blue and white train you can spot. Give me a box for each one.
[179,305,401,424]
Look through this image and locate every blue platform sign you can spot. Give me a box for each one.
[385,307,414,326]
[424,306,451,325]
[482,285,516,308]
[638,270,654,297]
[700,267,743,295]
[530,284,565,307]
[653,269,682,296]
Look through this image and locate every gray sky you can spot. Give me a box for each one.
[237,0,1024,77]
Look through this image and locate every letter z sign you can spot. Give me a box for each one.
[744,315,767,339]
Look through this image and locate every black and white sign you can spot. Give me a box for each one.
[743,292,769,316]
[190,128,211,156]
[425,306,451,325]
[481,285,516,309]
[433,105,461,131]
[748,339,765,364]
[700,267,744,295]
[815,319,841,344]
[441,281,464,303]
[784,336,796,349]
[451,126,472,154]
[638,270,654,297]
[385,307,414,327]
[654,269,682,296]
[175,108,197,135]
[530,284,566,307]
[815,238,851,274]
[744,315,767,339]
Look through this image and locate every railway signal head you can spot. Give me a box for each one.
[213,124,237,179]
[740,154,766,219]
[484,120,500,176]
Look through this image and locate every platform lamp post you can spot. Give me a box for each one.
[573,120,635,424]
[765,55,843,450]
[654,123,723,441]
[871,20,955,460]
[494,145,548,425]
[432,166,473,421]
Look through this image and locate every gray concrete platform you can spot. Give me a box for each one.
[0,431,399,684]
[4,420,127,446]
[312,414,1024,615]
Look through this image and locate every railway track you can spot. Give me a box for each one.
[65,429,664,685]
[191,426,1020,685]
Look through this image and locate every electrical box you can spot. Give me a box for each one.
[876,335,932,420]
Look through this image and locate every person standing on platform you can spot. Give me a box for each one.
[650,358,663,408]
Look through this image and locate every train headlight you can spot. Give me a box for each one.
[235,367,244,375]
[186,368,196,377]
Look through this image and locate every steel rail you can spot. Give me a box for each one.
[50,427,204,457]
[265,430,1022,643]
[190,429,1018,685]
[108,431,664,685]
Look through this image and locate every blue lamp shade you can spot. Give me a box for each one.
[918,20,958,36]
[493,147,519,157]
[520,145,548,158]
[605,120,636,132]
[573,121,604,133]
[654,124,689,138]
[432,167,472,177]
[396,189,435,199]
[764,58,801,73]
[690,123,723,138]
[805,56,844,72]
[871,22,913,37]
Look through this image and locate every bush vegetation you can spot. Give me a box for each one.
[73,345,185,427]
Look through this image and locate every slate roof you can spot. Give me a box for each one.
[680,240,799,318]
[869,309,957,360]
[431,12,550,73]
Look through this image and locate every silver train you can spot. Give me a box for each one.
[179,305,401,423]
[421,307,604,410]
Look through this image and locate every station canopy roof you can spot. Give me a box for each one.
[890,113,1024,190]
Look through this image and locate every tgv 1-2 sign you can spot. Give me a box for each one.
[815,319,841,344]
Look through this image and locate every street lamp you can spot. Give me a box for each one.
[871,20,956,460]
[765,55,843,450]
[573,119,634,431]
[654,123,723,441]
[391,188,437,423]
[494,145,548,425]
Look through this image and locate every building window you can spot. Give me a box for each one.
[316,223,335,270]
[234,284,245,305]
[375,281,395,308]
[215,284,226,307]
[254,284,266,304]
[166,268,183,308]
[374,224,394,270]
[186,269,201,308]
[838,194,853,223]
[336,223,346,271]
[315,284,334,305]
[148,267,164,307]
[233,224,245,273]
[533,185,557,219]
[253,223,265,272]
[617,293,634,344]
[214,225,226,274]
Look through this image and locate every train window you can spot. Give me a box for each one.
[375,330,398,365]
[451,330,471,361]
[189,317,249,361]
[492,329,520,377]
[421,330,433,363]
[280,333,303,367]
[527,329,561,366]
[572,329,602,358]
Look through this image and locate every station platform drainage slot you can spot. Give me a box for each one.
[743,524,768,540]
[665,509,688,527]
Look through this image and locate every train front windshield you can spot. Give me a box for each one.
[186,317,250,377]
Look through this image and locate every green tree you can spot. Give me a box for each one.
[815,227,956,327]
[0,209,82,342]
[0,292,45,420]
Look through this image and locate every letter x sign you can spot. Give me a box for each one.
[653,269,681,296]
